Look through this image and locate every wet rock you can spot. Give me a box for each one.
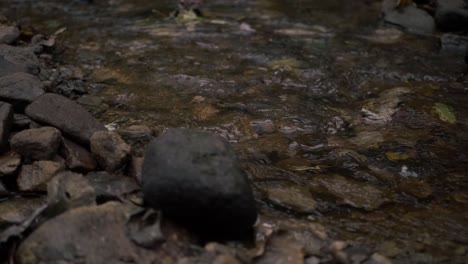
[25,93,107,145]
[45,171,95,217]
[256,232,305,264]
[90,131,131,172]
[127,209,164,248]
[435,0,468,32]
[0,102,13,151]
[0,197,46,226]
[361,87,410,125]
[17,160,65,191]
[0,151,21,177]
[250,120,276,135]
[86,171,140,201]
[10,127,62,161]
[76,95,109,115]
[384,5,435,34]
[192,103,220,121]
[0,25,20,44]
[311,174,391,211]
[259,181,317,214]
[55,79,87,98]
[142,128,257,239]
[128,156,144,183]
[60,138,97,172]
[0,73,45,110]
[16,202,160,264]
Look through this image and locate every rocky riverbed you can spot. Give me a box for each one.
[1,0,468,263]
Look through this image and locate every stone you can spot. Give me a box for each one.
[60,138,97,172]
[440,34,468,57]
[311,174,391,211]
[0,25,20,44]
[0,102,13,151]
[10,127,62,160]
[17,160,65,191]
[0,151,21,177]
[141,128,257,239]
[256,233,305,264]
[0,57,37,78]
[55,79,87,98]
[76,95,109,115]
[259,181,317,214]
[86,171,140,200]
[45,171,96,217]
[90,131,131,172]
[25,93,107,145]
[0,45,40,73]
[128,156,144,183]
[16,202,161,264]
[0,73,45,110]
[0,197,46,226]
[384,5,435,34]
[117,125,153,142]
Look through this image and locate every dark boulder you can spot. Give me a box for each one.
[141,128,257,240]
[435,0,468,32]
[25,93,106,145]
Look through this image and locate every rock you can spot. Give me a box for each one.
[0,102,13,151]
[0,25,20,44]
[118,125,153,142]
[45,171,96,217]
[256,232,305,264]
[60,138,97,172]
[10,127,62,160]
[250,119,276,135]
[128,156,144,183]
[55,79,87,98]
[0,151,21,177]
[86,171,140,201]
[17,160,65,191]
[384,5,435,34]
[90,131,131,172]
[142,128,257,239]
[0,73,45,110]
[16,202,161,264]
[435,0,468,32]
[0,45,40,72]
[259,181,317,214]
[0,197,46,226]
[0,57,37,78]
[311,174,391,211]
[76,95,109,115]
[25,93,107,145]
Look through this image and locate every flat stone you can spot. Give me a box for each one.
[0,25,20,44]
[60,138,97,172]
[142,128,257,239]
[0,151,21,177]
[0,73,45,110]
[25,93,107,145]
[384,5,435,34]
[10,127,62,160]
[259,181,317,214]
[0,197,46,226]
[16,202,160,264]
[312,174,391,211]
[17,160,65,191]
[0,102,13,151]
[256,233,305,264]
[90,131,131,172]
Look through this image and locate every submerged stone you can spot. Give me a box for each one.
[141,128,257,239]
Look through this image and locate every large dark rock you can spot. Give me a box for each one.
[142,128,257,239]
[10,127,62,161]
[0,102,13,151]
[384,5,435,34]
[25,93,106,145]
[0,73,45,110]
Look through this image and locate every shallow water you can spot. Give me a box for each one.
[2,0,468,262]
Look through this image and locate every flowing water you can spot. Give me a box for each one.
[2,0,468,262]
